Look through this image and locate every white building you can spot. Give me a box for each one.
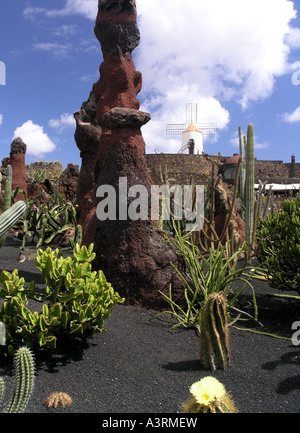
[181,123,204,155]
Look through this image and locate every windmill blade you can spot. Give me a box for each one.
[197,123,218,135]
[186,103,198,124]
[166,123,187,135]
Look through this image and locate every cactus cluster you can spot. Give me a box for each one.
[199,293,230,370]
[0,346,35,413]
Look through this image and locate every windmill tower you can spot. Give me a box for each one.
[166,103,217,154]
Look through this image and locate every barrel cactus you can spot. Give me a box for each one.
[199,292,230,370]
[181,376,237,413]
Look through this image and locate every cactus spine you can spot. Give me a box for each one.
[0,201,27,239]
[245,123,255,251]
[0,346,35,413]
[199,293,230,370]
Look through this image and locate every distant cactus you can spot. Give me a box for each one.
[0,346,35,413]
[199,293,230,370]
[181,376,237,413]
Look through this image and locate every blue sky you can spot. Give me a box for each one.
[0,0,300,169]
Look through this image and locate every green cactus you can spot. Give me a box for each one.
[238,126,246,202]
[199,292,230,370]
[0,165,14,246]
[0,346,35,413]
[0,201,27,241]
[245,123,255,250]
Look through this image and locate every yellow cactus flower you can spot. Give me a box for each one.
[190,377,226,405]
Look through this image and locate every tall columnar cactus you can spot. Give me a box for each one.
[238,126,246,202]
[0,346,35,413]
[199,292,230,370]
[245,123,255,249]
[0,201,27,239]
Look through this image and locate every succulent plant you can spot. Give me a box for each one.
[256,196,300,293]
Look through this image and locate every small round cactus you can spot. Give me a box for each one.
[181,376,237,413]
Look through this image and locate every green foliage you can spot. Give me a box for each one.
[256,197,300,293]
[0,346,35,413]
[13,188,82,250]
[152,222,258,328]
[35,244,124,337]
[28,169,47,184]
[199,293,230,370]
[0,244,124,355]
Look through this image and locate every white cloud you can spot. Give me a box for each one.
[0,114,3,126]
[48,113,76,132]
[230,131,270,151]
[282,106,300,122]
[33,42,72,59]
[285,27,300,48]
[53,24,77,38]
[134,0,299,153]
[136,0,297,108]
[24,0,98,21]
[13,121,56,157]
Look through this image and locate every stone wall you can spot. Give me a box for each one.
[146,154,300,185]
[146,154,226,185]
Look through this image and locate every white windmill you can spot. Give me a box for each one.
[166,103,217,154]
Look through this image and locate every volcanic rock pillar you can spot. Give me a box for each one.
[10,137,27,201]
[88,0,185,308]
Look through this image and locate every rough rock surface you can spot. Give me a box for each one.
[10,137,27,200]
[74,90,102,245]
[57,163,79,204]
[74,0,187,309]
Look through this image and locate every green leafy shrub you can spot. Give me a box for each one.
[256,197,300,293]
[0,244,124,355]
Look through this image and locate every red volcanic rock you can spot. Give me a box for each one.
[74,89,101,239]
[10,137,27,201]
[83,0,187,309]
